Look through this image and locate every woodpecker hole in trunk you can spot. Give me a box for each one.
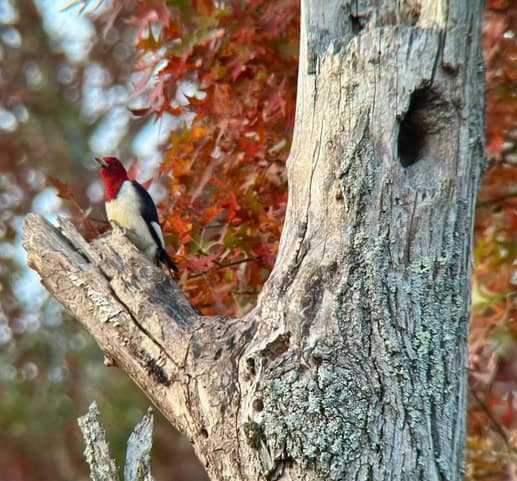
[396,85,457,193]
[398,86,453,172]
[398,88,431,167]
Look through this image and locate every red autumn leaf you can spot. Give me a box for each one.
[165,211,193,243]
[212,83,232,117]
[200,204,224,224]
[221,192,239,221]
[47,176,75,200]
[163,56,188,79]
[186,253,219,273]
[252,241,275,269]
[125,161,138,180]
[48,176,103,241]
[192,0,214,15]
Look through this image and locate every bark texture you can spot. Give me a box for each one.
[78,402,155,481]
[23,1,485,480]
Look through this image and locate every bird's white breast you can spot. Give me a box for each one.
[105,181,162,259]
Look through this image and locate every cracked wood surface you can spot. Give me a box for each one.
[23,214,253,480]
[24,1,484,480]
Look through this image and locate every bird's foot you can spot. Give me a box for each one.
[111,220,128,236]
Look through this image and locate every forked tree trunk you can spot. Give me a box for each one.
[23,1,484,480]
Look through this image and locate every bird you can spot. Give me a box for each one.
[95,156,178,273]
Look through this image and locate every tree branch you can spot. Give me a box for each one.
[125,406,155,481]
[22,213,256,480]
[78,402,120,481]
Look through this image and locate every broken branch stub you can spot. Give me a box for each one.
[78,402,155,481]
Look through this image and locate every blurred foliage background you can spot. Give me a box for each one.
[0,0,515,480]
[0,1,208,480]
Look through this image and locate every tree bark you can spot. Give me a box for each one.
[78,402,155,481]
[23,1,484,480]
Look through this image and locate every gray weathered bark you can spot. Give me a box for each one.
[78,402,155,481]
[23,1,484,480]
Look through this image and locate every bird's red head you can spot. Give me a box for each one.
[95,156,129,200]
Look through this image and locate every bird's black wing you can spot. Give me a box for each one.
[131,180,161,241]
[131,181,178,272]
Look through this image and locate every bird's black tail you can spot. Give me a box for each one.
[159,248,179,273]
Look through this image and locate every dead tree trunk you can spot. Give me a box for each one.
[23,1,484,480]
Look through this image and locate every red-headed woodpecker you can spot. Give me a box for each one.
[95,156,178,272]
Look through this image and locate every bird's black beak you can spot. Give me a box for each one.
[95,157,109,168]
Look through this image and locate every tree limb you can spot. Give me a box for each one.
[125,407,155,481]
[23,213,256,479]
[78,402,120,481]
